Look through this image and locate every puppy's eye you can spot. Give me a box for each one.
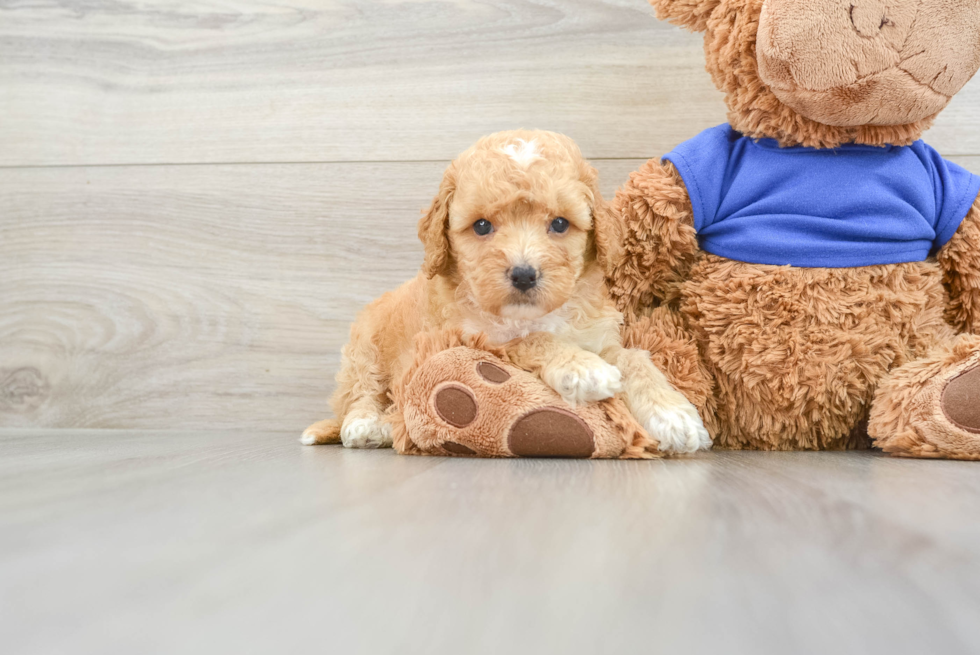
[473,219,493,236]
[549,217,570,234]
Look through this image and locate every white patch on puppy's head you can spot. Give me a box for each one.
[501,139,541,168]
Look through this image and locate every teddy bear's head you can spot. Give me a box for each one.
[652,0,980,147]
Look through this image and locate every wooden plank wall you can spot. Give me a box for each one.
[2,0,979,432]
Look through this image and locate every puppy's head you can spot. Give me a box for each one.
[418,130,621,319]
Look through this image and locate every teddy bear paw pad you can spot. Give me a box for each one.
[433,383,478,428]
[507,407,596,458]
[477,361,511,384]
[442,441,477,455]
[942,364,980,433]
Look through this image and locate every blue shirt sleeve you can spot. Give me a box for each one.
[914,141,980,251]
[662,124,738,233]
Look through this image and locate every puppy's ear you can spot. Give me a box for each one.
[418,164,456,279]
[649,0,721,32]
[582,164,624,277]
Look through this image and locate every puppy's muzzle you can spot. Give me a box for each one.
[509,266,538,292]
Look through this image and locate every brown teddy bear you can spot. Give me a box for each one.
[607,0,980,458]
[388,329,661,459]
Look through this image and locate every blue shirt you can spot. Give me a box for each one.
[662,124,980,267]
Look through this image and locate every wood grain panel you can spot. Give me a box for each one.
[4,0,977,167]
[949,156,980,175]
[0,0,718,166]
[0,159,646,432]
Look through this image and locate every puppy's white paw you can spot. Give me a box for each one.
[543,352,623,406]
[644,398,711,454]
[299,430,318,446]
[340,414,393,449]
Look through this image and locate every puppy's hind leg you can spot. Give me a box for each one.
[610,347,711,454]
[301,418,342,445]
[303,323,393,449]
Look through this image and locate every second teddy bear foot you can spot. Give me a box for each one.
[391,332,659,459]
[870,335,980,460]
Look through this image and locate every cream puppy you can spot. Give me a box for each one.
[303,130,710,454]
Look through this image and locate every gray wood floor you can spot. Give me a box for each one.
[3,429,980,655]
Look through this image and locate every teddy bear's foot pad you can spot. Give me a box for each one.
[396,342,655,459]
[870,335,980,460]
[433,385,478,428]
[941,365,980,434]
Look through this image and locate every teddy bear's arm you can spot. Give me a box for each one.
[606,159,700,319]
[938,193,980,334]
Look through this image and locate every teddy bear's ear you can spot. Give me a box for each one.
[649,0,722,32]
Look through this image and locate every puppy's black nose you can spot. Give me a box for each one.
[510,266,538,292]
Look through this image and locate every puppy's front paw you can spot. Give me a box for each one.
[644,398,711,454]
[340,413,393,449]
[542,352,623,406]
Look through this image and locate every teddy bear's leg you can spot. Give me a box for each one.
[390,334,658,459]
[869,333,980,460]
[622,306,718,437]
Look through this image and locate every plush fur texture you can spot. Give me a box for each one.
[304,130,709,455]
[756,0,980,127]
[681,256,953,450]
[652,0,980,148]
[870,334,980,460]
[607,159,699,317]
[609,0,980,458]
[940,198,980,334]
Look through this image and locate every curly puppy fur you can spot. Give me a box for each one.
[622,307,718,436]
[607,0,980,456]
[304,130,708,454]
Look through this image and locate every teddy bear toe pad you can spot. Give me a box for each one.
[477,361,511,384]
[442,440,477,455]
[508,408,596,458]
[433,384,479,428]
